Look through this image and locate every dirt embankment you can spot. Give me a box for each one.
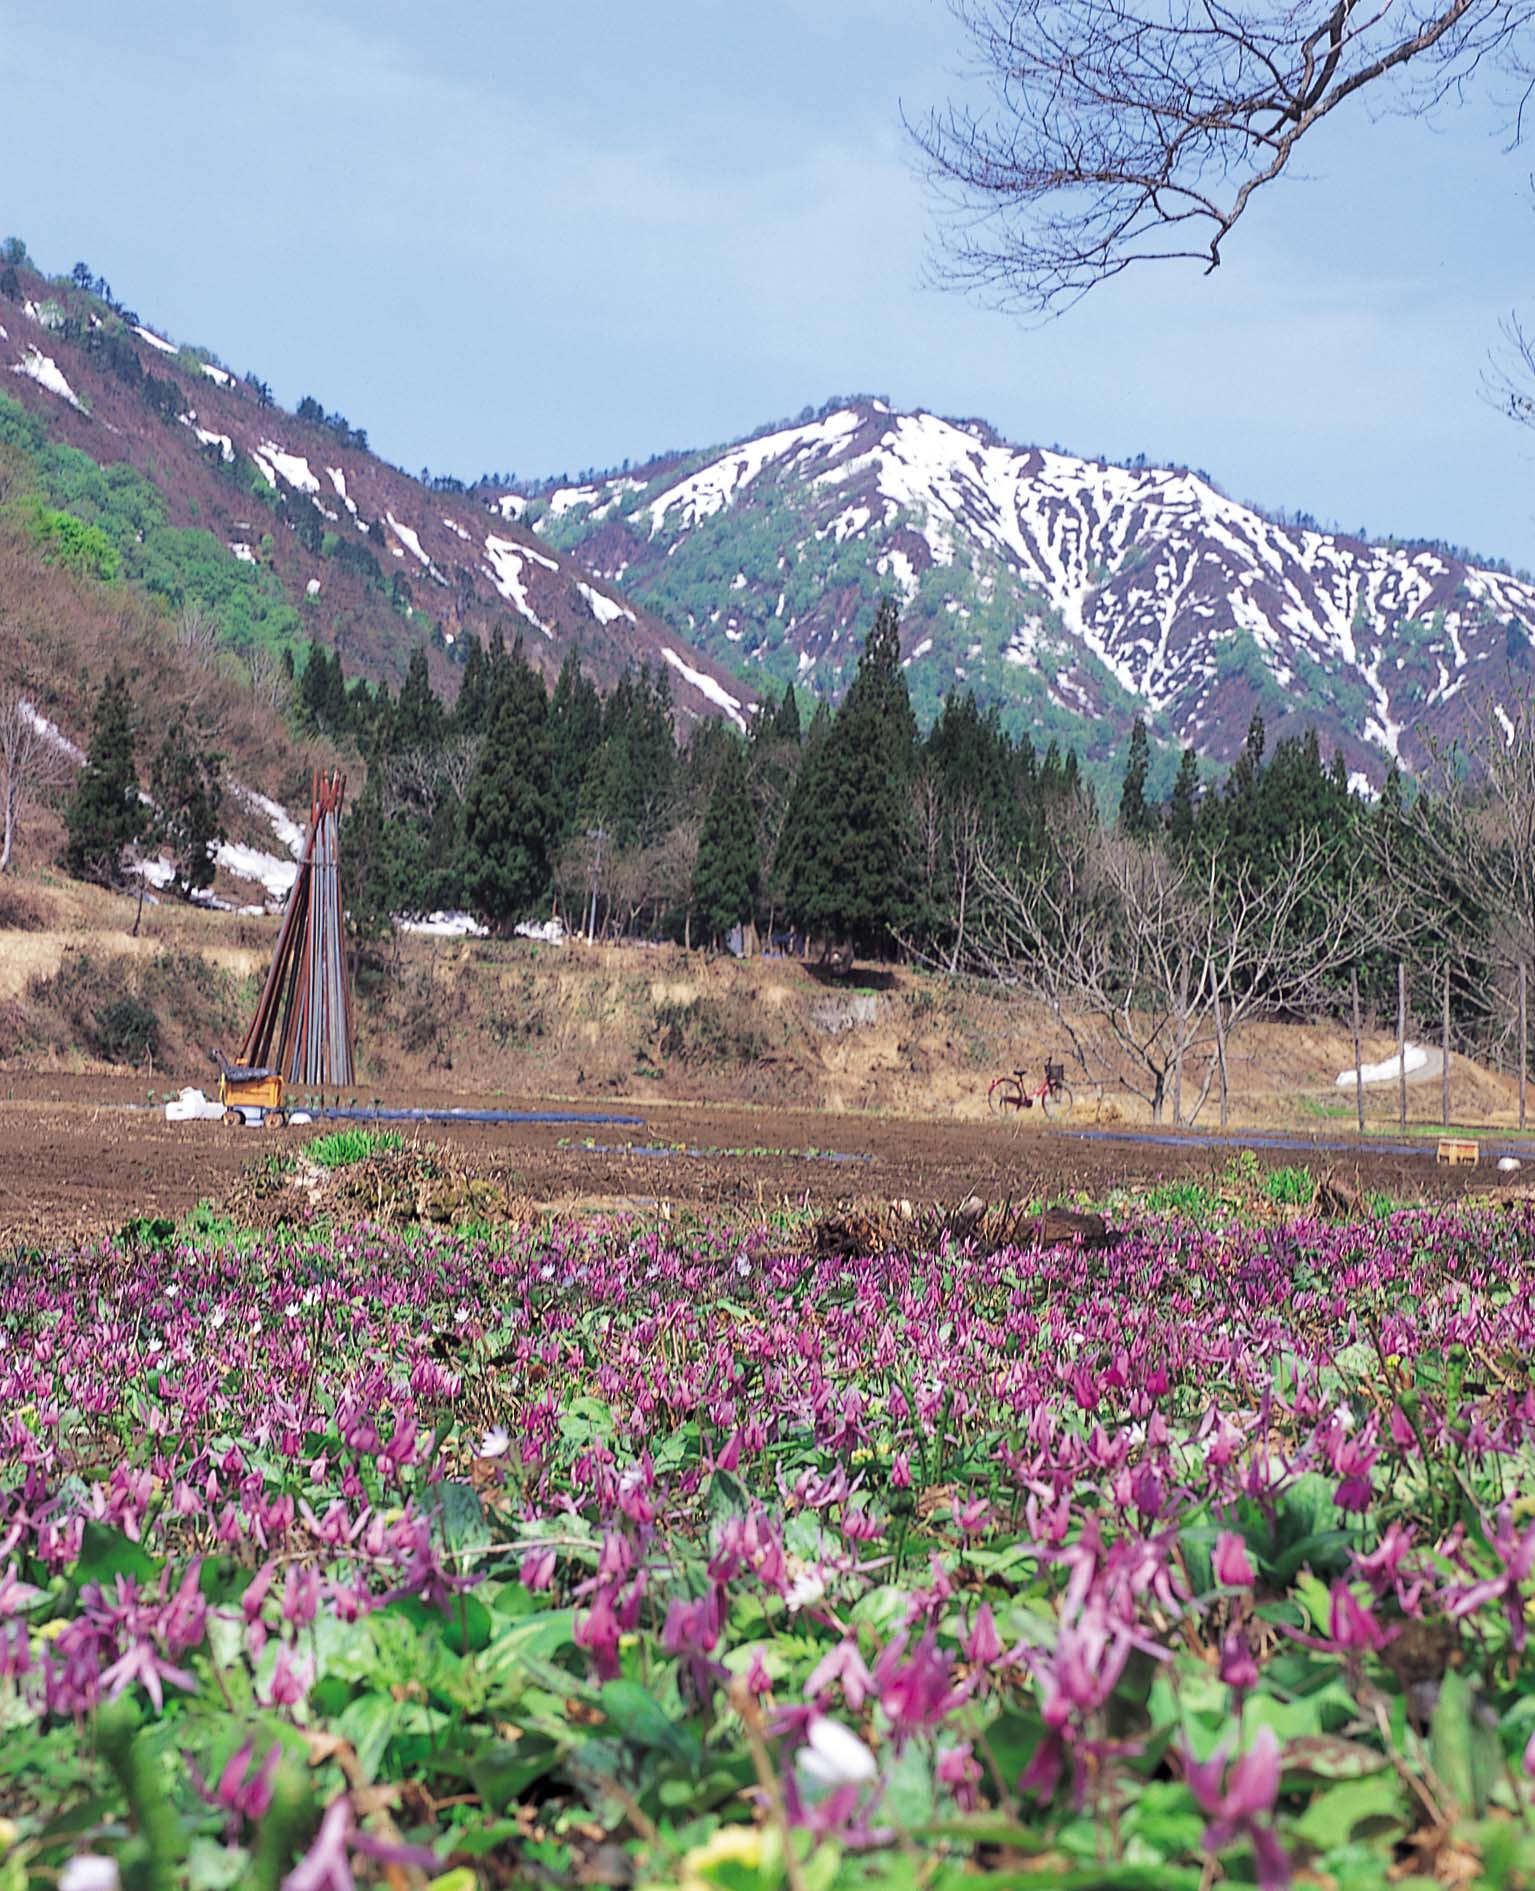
[0,867,1524,1132]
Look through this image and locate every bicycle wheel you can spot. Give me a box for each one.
[1041,1083,1074,1120]
[987,1076,1023,1116]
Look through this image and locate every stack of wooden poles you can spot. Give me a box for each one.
[238,769,355,1086]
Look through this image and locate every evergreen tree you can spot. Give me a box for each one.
[455,635,492,736]
[548,652,603,839]
[1118,718,1154,836]
[149,718,224,897]
[393,645,443,751]
[777,598,917,956]
[64,671,144,886]
[1168,747,1200,848]
[462,646,556,931]
[770,682,801,744]
[691,738,760,946]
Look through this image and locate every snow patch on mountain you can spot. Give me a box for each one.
[251,442,319,495]
[660,649,746,729]
[483,535,553,637]
[12,348,82,410]
[577,581,633,628]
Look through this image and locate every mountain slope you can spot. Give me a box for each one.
[0,265,751,728]
[512,398,1535,777]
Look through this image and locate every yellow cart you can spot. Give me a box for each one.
[214,1054,288,1128]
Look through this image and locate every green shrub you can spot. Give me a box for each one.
[307,1127,405,1169]
[1266,1165,1316,1208]
[93,996,161,1066]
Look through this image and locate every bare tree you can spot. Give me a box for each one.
[0,686,73,874]
[971,813,1397,1120]
[245,646,293,717]
[912,0,1528,309]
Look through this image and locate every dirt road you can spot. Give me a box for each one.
[0,1071,1522,1241]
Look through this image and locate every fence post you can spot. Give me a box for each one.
[1213,981,1229,1131]
[1441,964,1450,1129]
[1351,966,1365,1137]
[1397,960,1408,1132]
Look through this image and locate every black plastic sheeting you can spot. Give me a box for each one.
[321,1106,644,1128]
[1067,1126,1535,1163]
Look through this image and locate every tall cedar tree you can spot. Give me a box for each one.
[64,670,144,886]
[1118,718,1154,835]
[1168,748,1200,848]
[149,718,225,897]
[393,645,444,751]
[691,738,761,945]
[778,597,918,956]
[462,647,556,931]
[548,653,604,837]
[772,699,832,924]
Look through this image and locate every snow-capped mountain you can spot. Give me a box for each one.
[508,398,1535,775]
[0,267,751,727]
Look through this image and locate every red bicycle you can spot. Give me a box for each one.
[988,1058,1074,1119]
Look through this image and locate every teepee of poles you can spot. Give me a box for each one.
[238,769,355,1086]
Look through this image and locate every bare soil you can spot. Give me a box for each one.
[0,1070,1518,1243]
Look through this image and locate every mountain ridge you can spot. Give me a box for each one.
[506,396,1535,778]
[0,260,753,730]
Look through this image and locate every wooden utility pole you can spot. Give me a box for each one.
[1397,960,1408,1131]
[1441,964,1450,1129]
[1522,962,1529,1134]
[1350,966,1365,1136]
[1213,981,1229,1130]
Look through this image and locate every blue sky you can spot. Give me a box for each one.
[4,1,1533,565]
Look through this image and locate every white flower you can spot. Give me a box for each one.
[734,1254,752,1278]
[455,1305,471,1325]
[797,1716,877,1788]
[60,1858,122,1891]
[477,1426,510,1459]
[785,1570,825,1613]
[539,1264,556,1281]
[209,1305,227,1330]
[1334,1402,1356,1431]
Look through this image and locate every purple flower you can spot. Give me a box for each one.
[1184,1726,1290,1891]
[1212,1532,1254,1588]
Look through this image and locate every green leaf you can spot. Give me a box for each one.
[75,1520,160,1587]
[335,1693,400,1782]
[468,1738,559,1814]
[422,1480,488,1555]
[1430,1670,1482,1814]
[599,1678,697,1762]
[1290,1774,1407,1851]
[1281,1735,1391,1780]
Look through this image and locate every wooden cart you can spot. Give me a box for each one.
[214,1052,287,1128]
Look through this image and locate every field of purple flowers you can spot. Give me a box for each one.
[3,1200,1535,1889]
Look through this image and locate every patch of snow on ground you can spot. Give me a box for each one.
[1496,705,1516,745]
[660,649,746,729]
[306,578,321,595]
[233,785,306,858]
[200,362,232,386]
[876,548,918,600]
[515,917,566,945]
[19,701,85,764]
[1336,1043,1428,1087]
[252,441,319,494]
[442,517,471,540]
[494,493,527,521]
[398,911,490,938]
[12,348,82,409]
[328,468,357,515]
[483,536,552,636]
[905,637,934,664]
[193,426,233,461]
[229,543,255,563]
[545,485,599,518]
[576,581,632,627]
[216,841,298,901]
[133,325,178,354]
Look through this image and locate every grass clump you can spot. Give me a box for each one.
[306,1127,405,1169]
[1265,1164,1316,1207]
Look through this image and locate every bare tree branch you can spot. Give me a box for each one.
[911,0,1527,308]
